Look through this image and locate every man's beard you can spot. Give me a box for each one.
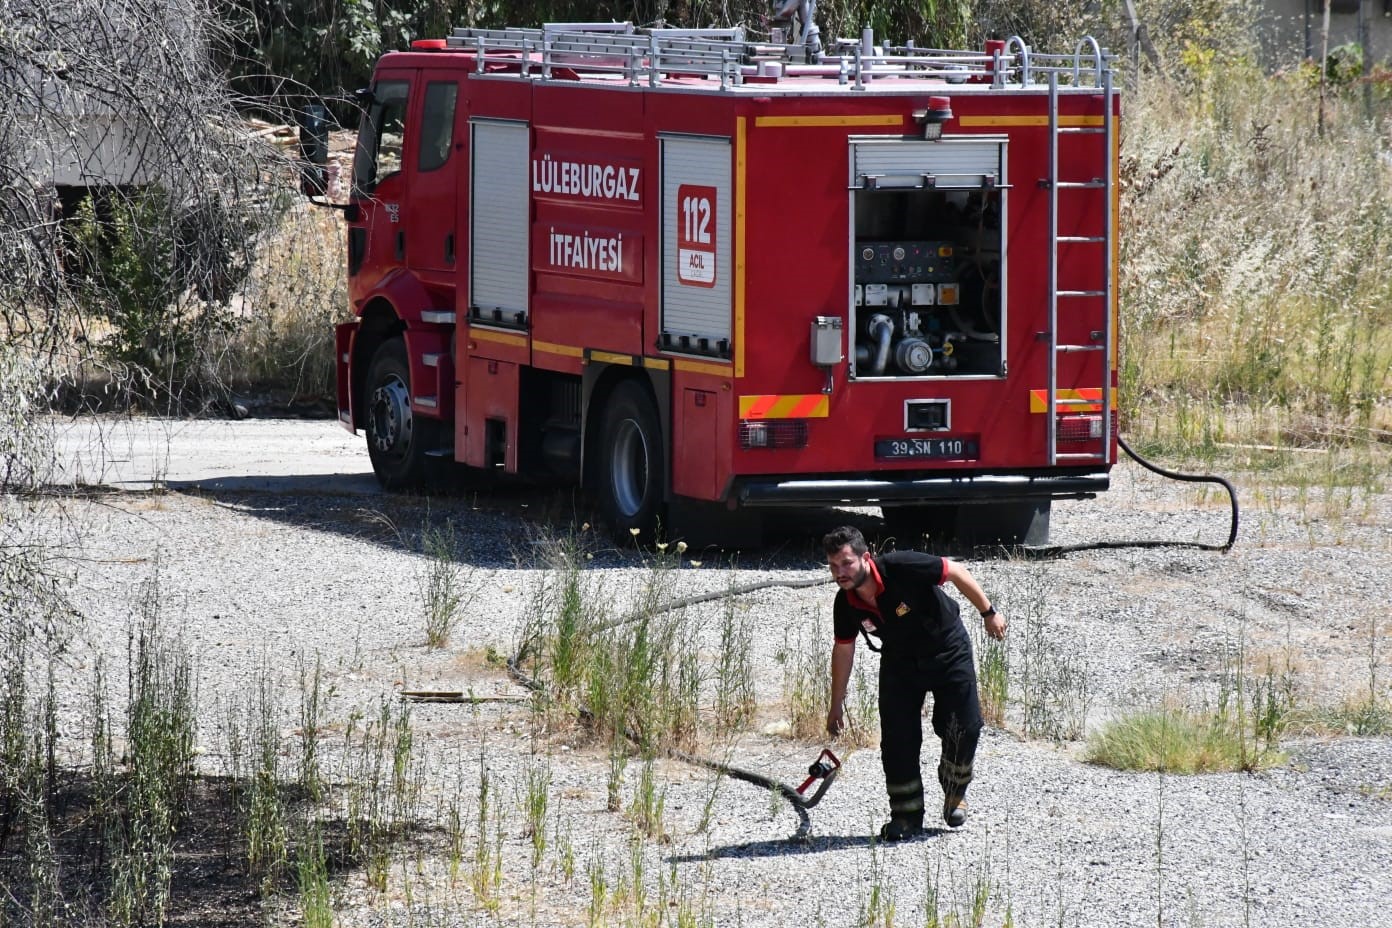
[851,562,870,589]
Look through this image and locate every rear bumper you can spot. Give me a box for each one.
[732,470,1110,508]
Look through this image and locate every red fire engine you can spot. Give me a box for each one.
[325,22,1119,546]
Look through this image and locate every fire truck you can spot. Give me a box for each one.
[320,22,1119,546]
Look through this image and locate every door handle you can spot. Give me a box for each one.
[395,230,405,261]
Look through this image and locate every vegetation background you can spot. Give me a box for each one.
[5,0,1387,456]
[2,0,1391,924]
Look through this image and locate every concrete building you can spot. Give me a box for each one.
[1258,0,1392,66]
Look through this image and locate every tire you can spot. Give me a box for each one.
[596,380,665,543]
[364,337,438,490]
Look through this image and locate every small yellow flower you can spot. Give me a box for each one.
[676,541,688,554]
[581,522,591,532]
[629,527,641,537]
[689,560,703,568]
[657,542,668,552]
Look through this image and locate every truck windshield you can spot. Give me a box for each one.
[352,79,410,196]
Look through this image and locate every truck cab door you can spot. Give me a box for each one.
[403,71,463,284]
[349,70,413,285]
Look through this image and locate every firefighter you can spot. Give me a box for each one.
[822,525,1006,840]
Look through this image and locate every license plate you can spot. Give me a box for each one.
[875,437,979,460]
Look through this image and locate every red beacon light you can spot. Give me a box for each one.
[915,96,954,141]
[411,39,448,50]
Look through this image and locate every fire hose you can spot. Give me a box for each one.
[1020,435,1239,557]
[507,638,842,841]
[502,441,1237,839]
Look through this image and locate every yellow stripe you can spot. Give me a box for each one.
[735,117,747,379]
[738,394,830,418]
[532,339,583,358]
[588,350,635,367]
[642,357,671,371]
[754,115,904,128]
[674,358,732,377]
[471,328,527,348]
[958,115,1104,128]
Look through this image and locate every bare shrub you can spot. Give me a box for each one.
[1,0,290,412]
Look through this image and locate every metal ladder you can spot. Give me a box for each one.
[1043,38,1115,466]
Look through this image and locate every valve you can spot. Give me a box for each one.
[796,749,842,796]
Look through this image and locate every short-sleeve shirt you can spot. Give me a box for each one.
[832,551,966,656]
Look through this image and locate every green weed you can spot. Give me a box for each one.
[108,582,197,928]
[1085,706,1281,773]
[419,517,476,648]
[714,579,756,733]
[296,823,333,928]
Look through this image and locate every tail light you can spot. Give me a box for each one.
[1056,414,1116,443]
[739,419,809,450]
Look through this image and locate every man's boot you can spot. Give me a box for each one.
[880,777,925,841]
[938,758,972,828]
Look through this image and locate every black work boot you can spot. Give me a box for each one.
[878,814,925,841]
[882,777,926,840]
[937,757,973,828]
[942,796,967,828]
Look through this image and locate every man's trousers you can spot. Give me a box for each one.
[878,638,983,826]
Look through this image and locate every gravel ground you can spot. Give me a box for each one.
[34,416,1392,927]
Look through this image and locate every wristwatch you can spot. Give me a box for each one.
[980,605,997,618]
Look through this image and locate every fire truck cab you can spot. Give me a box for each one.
[329,23,1119,546]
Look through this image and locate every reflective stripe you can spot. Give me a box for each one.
[886,778,923,796]
[938,759,974,792]
[738,393,830,419]
[533,340,583,359]
[886,778,924,815]
[1030,387,1114,413]
[756,115,904,128]
[959,115,1104,128]
[471,328,527,348]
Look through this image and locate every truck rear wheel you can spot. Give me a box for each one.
[365,337,438,490]
[597,380,664,543]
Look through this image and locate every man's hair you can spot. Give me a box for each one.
[822,525,868,557]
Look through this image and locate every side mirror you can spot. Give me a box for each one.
[298,103,330,197]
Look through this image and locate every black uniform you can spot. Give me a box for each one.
[832,551,983,827]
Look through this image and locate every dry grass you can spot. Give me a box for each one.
[1121,58,1392,463]
[212,206,348,402]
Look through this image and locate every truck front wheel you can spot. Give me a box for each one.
[597,380,665,543]
[365,337,438,490]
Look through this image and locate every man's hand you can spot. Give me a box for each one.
[984,610,1006,640]
[826,706,845,737]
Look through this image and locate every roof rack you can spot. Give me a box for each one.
[448,23,751,88]
[442,23,1113,91]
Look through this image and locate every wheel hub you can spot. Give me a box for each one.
[369,375,412,456]
[610,419,649,517]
